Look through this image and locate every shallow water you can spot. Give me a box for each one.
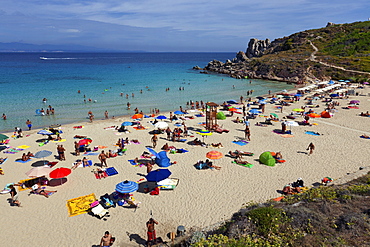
[0,52,293,131]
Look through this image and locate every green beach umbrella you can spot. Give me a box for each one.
[0,134,9,142]
[292,108,304,112]
[269,113,279,118]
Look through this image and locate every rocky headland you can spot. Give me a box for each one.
[195,21,370,83]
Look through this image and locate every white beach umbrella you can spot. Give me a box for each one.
[154,122,169,129]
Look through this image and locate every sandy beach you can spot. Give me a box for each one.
[1,83,370,247]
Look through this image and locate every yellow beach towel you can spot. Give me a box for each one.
[66,193,97,217]
[51,139,66,143]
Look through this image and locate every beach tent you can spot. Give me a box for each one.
[216,112,226,120]
[320,111,331,118]
[146,148,172,167]
[259,152,276,167]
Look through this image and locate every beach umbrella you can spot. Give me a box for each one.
[363,82,369,85]
[146,169,172,182]
[154,122,168,129]
[131,114,143,119]
[121,121,132,126]
[25,166,52,178]
[330,93,339,98]
[173,111,185,115]
[270,113,279,118]
[350,100,360,104]
[156,115,167,120]
[37,130,53,135]
[294,94,302,97]
[206,151,223,160]
[292,108,304,112]
[228,108,238,112]
[307,113,321,118]
[34,150,52,159]
[115,180,138,193]
[49,124,61,129]
[78,138,92,146]
[285,121,299,132]
[226,100,238,104]
[249,109,261,114]
[49,167,72,179]
[197,131,212,142]
[256,96,265,100]
[0,134,9,141]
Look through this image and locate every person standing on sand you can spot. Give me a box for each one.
[26,119,32,130]
[74,141,80,156]
[244,125,251,141]
[104,110,109,119]
[57,145,66,161]
[99,151,108,167]
[9,184,21,207]
[151,134,158,148]
[147,218,159,246]
[307,142,315,155]
[89,114,94,123]
[99,231,112,247]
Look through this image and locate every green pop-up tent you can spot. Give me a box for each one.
[216,111,226,120]
[259,151,276,167]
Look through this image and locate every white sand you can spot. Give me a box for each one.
[1,85,370,246]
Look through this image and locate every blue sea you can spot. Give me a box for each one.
[0,52,293,132]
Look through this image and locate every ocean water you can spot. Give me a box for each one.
[0,52,293,132]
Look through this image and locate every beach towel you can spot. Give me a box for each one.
[73,125,84,129]
[15,159,31,163]
[305,131,320,136]
[51,139,66,143]
[195,114,204,117]
[97,145,108,149]
[17,145,30,149]
[280,134,294,138]
[105,167,118,176]
[232,141,247,146]
[83,152,99,156]
[360,136,370,139]
[176,148,189,153]
[232,161,254,168]
[178,139,187,142]
[66,193,97,217]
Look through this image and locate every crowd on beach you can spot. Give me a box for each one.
[1,80,369,246]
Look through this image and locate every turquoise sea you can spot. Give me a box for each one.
[0,52,293,132]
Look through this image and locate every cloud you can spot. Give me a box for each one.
[0,0,369,51]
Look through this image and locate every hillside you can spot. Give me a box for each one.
[179,172,370,246]
[199,21,370,83]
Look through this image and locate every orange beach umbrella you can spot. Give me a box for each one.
[206,151,223,160]
[131,114,143,119]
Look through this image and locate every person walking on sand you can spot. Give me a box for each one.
[146,218,159,246]
[151,134,158,148]
[99,151,108,167]
[307,142,315,155]
[26,119,32,130]
[99,231,112,247]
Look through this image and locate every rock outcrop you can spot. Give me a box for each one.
[246,38,271,58]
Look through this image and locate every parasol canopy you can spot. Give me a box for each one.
[78,138,92,146]
[25,166,52,178]
[115,180,139,193]
[292,108,304,112]
[37,130,53,135]
[155,115,167,120]
[0,133,9,141]
[206,150,223,160]
[49,167,71,179]
[146,169,172,182]
[131,114,143,119]
[121,121,132,126]
[34,150,52,159]
[154,122,168,129]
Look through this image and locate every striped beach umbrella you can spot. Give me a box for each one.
[206,151,223,160]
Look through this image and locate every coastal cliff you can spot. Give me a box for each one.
[197,21,370,83]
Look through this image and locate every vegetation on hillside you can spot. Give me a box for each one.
[184,172,370,246]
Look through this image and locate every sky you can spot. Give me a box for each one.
[0,0,369,52]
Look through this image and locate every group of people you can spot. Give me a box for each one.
[21,152,34,161]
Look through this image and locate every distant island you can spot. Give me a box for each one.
[195,21,370,84]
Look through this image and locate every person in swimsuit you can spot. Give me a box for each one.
[146,218,158,246]
[99,231,112,247]
[99,151,108,167]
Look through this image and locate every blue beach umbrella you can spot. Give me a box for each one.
[174,111,185,115]
[115,180,138,193]
[122,121,132,126]
[34,150,52,159]
[226,100,238,104]
[37,130,53,135]
[330,93,339,98]
[156,115,167,120]
[146,169,172,182]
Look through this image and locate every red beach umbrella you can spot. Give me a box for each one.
[50,167,71,179]
[78,138,92,146]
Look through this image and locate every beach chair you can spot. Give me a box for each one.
[91,204,109,219]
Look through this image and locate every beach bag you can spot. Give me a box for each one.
[109,236,115,246]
